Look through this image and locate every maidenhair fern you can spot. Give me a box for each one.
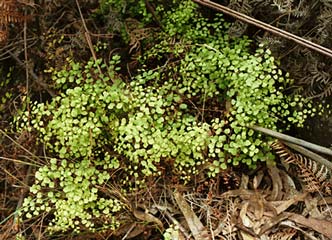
[14,0,319,234]
[22,158,123,233]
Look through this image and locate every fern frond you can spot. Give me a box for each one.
[223,198,239,239]
[0,0,16,11]
[318,81,332,98]
[319,7,332,22]
[309,69,330,85]
[0,0,25,43]
[0,10,26,25]
[271,141,332,195]
[291,1,310,18]
[227,0,252,37]
[250,0,271,8]
[269,227,297,240]
[302,80,332,99]
[228,0,252,14]
[0,29,7,43]
[294,154,329,192]
[272,0,293,13]
[311,7,332,44]
[271,141,296,163]
[297,55,332,97]
[228,21,248,38]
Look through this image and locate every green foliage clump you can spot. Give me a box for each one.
[138,0,315,173]
[163,225,180,240]
[114,71,212,181]
[98,0,154,24]
[17,56,129,159]
[15,0,321,234]
[17,57,126,233]
[0,67,13,114]
[21,158,123,233]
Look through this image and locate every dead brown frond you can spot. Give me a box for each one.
[0,0,26,43]
[227,0,252,37]
[271,141,297,163]
[294,154,332,195]
[309,68,330,86]
[0,29,8,42]
[269,227,297,240]
[0,0,16,10]
[306,81,332,99]
[271,141,332,195]
[125,18,154,54]
[223,198,239,240]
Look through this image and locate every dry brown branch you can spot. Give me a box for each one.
[192,0,332,58]
[250,125,332,164]
[75,0,104,78]
[286,212,332,239]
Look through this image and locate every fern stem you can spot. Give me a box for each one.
[249,125,332,157]
[193,0,332,58]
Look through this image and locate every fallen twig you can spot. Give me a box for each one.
[249,125,332,157]
[249,125,332,171]
[173,191,211,240]
[75,0,104,77]
[192,0,332,58]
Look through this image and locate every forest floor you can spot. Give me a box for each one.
[1,1,332,240]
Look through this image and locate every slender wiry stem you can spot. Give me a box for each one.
[250,125,332,170]
[249,125,332,156]
[192,0,332,58]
